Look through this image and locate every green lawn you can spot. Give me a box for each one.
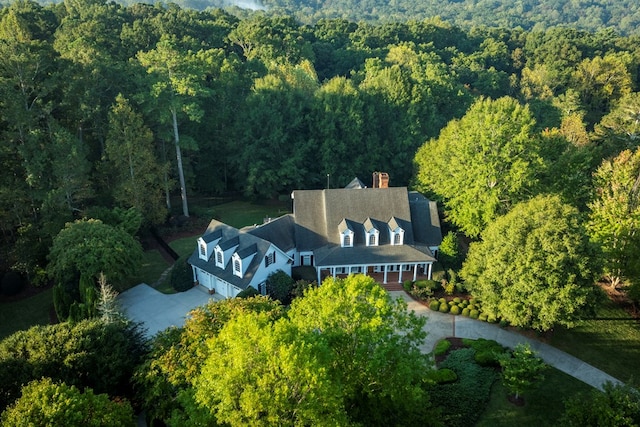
[126,249,171,290]
[0,288,53,340]
[548,299,640,382]
[192,199,291,229]
[476,367,593,426]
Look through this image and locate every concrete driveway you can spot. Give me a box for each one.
[118,284,222,338]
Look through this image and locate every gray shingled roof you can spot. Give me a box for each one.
[188,220,275,290]
[314,243,436,266]
[344,177,366,189]
[243,214,296,253]
[408,191,443,247]
[292,187,416,250]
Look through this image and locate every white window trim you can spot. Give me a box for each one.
[342,230,354,247]
[366,229,379,247]
[391,228,404,246]
[232,254,242,278]
[215,246,224,268]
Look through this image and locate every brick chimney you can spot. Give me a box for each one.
[372,172,389,188]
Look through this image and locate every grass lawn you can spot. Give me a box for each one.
[548,298,640,382]
[192,199,290,229]
[125,249,171,291]
[0,288,53,340]
[476,367,594,426]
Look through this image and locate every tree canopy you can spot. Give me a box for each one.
[415,97,543,238]
[461,194,601,331]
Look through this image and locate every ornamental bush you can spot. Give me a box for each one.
[462,308,470,316]
[450,305,461,315]
[236,287,259,298]
[439,303,449,313]
[470,310,480,319]
[428,368,458,384]
[429,300,440,311]
[403,280,413,292]
[479,313,488,321]
[434,339,452,356]
[171,256,194,292]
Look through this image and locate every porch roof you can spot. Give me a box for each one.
[313,243,435,267]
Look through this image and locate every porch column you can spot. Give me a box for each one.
[427,263,433,280]
[317,268,322,285]
[332,267,336,279]
[413,263,418,281]
[383,265,388,284]
[398,266,403,283]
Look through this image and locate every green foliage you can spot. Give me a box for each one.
[266,269,295,305]
[0,319,147,411]
[560,382,640,427]
[439,302,450,313]
[430,300,441,311]
[462,308,471,316]
[466,339,508,367]
[403,280,413,292]
[53,282,71,321]
[439,231,460,270]
[0,378,135,426]
[433,348,498,427]
[498,344,547,400]
[290,279,317,299]
[588,147,640,288]
[462,194,601,331]
[415,97,543,238]
[450,305,461,315]
[428,368,458,384]
[236,286,259,298]
[0,271,23,296]
[434,339,453,356]
[47,219,143,291]
[170,256,193,292]
[134,296,284,423]
[470,309,480,319]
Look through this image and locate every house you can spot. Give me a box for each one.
[188,175,442,297]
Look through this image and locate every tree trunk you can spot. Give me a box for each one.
[171,108,189,217]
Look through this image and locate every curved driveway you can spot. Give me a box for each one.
[391,291,623,391]
[118,284,623,391]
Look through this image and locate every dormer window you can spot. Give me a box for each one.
[364,218,379,247]
[388,217,405,246]
[215,247,224,268]
[338,218,355,248]
[394,232,402,245]
[199,242,206,257]
[233,256,242,277]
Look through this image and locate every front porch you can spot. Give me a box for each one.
[316,263,433,285]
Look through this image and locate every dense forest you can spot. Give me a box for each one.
[13,0,640,35]
[1,0,640,285]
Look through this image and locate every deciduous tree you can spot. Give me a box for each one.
[461,194,600,331]
[415,97,543,238]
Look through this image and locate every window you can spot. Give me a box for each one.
[233,259,241,275]
[369,233,376,246]
[265,251,276,267]
[344,234,351,246]
[199,242,206,257]
[215,249,223,267]
[394,233,401,245]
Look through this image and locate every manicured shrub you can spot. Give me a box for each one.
[450,305,461,315]
[448,300,456,305]
[461,299,469,307]
[1,271,24,296]
[453,297,462,304]
[439,297,446,304]
[457,303,465,310]
[466,339,507,367]
[236,287,259,298]
[171,256,193,292]
[478,313,488,321]
[470,309,480,319]
[403,280,413,292]
[469,299,478,306]
[462,308,470,317]
[428,368,458,384]
[429,300,440,311]
[487,315,498,323]
[467,304,476,311]
[439,303,449,313]
[415,279,439,291]
[434,339,452,356]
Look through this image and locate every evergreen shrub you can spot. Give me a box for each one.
[462,308,470,316]
[434,339,452,356]
[439,303,449,313]
[470,310,480,319]
[450,305,461,315]
[429,300,440,311]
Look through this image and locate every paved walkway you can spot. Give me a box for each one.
[118,284,623,391]
[391,291,623,391]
